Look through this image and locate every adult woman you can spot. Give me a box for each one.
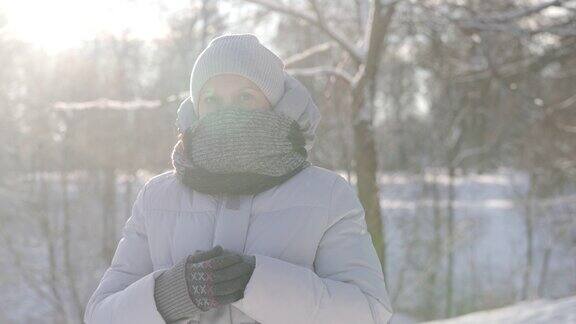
[84,33,392,324]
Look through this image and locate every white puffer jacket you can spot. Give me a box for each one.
[83,165,393,324]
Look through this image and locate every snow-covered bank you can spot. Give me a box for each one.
[424,295,576,324]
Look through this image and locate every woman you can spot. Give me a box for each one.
[84,33,392,324]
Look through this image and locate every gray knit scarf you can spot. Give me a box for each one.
[171,107,310,195]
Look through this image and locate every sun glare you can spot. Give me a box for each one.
[1,0,170,52]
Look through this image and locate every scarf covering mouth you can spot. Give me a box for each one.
[171,106,311,195]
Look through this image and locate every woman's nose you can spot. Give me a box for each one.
[220,97,237,108]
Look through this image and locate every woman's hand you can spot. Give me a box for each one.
[185,245,256,312]
[153,245,255,322]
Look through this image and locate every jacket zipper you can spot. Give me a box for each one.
[211,193,224,247]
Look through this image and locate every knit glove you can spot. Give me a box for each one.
[154,245,255,322]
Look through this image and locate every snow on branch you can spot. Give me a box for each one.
[286,66,353,84]
[284,42,334,67]
[52,98,162,111]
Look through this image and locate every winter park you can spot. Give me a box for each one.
[1,0,576,323]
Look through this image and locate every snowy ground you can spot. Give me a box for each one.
[422,295,576,324]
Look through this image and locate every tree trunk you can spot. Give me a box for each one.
[101,167,117,263]
[349,0,396,277]
[445,166,456,317]
[537,247,551,298]
[521,171,536,300]
[427,170,443,317]
[60,170,83,323]
[124,173,134,221]
[352,85,385,276]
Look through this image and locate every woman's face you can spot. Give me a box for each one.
[198,74,271,117]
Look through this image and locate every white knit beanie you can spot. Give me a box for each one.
[190,33,286,112]
[178,33,322,153]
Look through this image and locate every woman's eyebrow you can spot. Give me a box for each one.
[240,86,259,91]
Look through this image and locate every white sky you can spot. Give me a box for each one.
[0,0,282,56]
[0,0,206,52]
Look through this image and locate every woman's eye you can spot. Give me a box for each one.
[240,93,254,101]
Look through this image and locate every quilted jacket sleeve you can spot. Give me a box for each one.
[234,175,393,324]
[83,183,169,324]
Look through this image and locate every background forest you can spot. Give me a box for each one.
[1,0,575,323]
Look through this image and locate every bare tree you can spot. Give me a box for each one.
[240,0,399,274]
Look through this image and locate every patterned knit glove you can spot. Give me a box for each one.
[185,246,255,311]
[154,245,255,322]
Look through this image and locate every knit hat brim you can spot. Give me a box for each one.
[190,33,285,113]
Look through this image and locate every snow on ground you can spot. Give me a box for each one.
[390,313,421,324]
[423,295,576,324]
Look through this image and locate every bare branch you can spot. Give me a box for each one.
[539,20,576,36]
[284,42,334,68]
[242,0,365,62]
[418,0,576,37]
[544,93,576,115]
[556,121,576,133]
[286,66,353,84]
[475,0,565,23]
[454,41,576,83]
[455,20,533,37]
[307,0,327,27]
[455,19,576,37]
